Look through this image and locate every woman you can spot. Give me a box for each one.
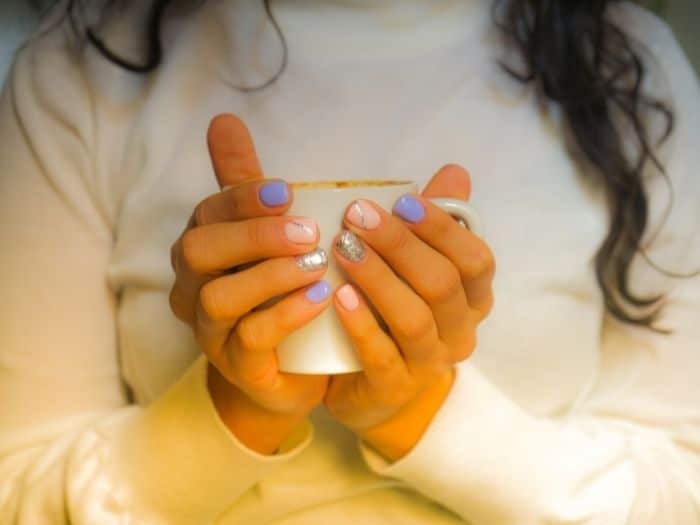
[1,0,698,523]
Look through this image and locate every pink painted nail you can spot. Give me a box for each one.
[345,199,381,230]
[336,284,360,311]
[285,218,317,244]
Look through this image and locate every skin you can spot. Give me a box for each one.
[169,114,496,458]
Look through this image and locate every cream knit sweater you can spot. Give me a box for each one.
[1,1,699,523]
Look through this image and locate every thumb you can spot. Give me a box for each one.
[421,164,472,200]
[207,113,264,190]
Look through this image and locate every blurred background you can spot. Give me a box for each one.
[1,0,698,83]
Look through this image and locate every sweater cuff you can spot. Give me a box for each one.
[356,360,639,524]
[357,361,508,472]
[356,360,546,523]
[108,354,313,523]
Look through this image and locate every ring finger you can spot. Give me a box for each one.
[223,281,332,412]
[170,215,320,324]
[196,253,327,360]
[332,230,447,372]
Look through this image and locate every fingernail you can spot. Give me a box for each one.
[336,284,359,311]
[345,199,380,230]
[393,194,425,223]
[335,230,365,262]
[259,181,289,207]
[296,247,328,272]
[306,280,332,303]
[285,218,317,244]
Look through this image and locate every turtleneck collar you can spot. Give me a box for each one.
[266,0,487,64]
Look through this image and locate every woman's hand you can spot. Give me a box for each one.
[169,114,332,454]
[322,164,495,461]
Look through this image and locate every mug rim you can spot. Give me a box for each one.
[290,179,414,189]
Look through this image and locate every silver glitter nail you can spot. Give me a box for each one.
[296,247,328,272]
[336,230,365,262]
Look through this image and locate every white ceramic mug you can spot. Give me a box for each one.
[270,179,483,375]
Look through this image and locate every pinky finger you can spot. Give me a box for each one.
[223,280,332,401]
[333,284,409,390]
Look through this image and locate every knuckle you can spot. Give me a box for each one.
[424,265,462,304]
[476,244,496,274]
[367,352,398,375]
[198,279,230,323]
[246,218,268,247]
[484,292,495,313]
[455,329,477,361]
[225,188,243,217]
[385,225,412,253]
[395,386,417,407]
[375,376,415,407]
[434,214,453,239]
[461,242,495,278]
[271,300,296,334]
[411,355,450,384]
[168,286,178,312]
[353,324,379,349]
[193,202,209,227]
[475,292,495,321]
[394,310,435,342]
[170,242,179,272]
[235,317,266,352]
[240,361,278,393]
[180,228,204,274]
[256,259,289,293]
[168,286,188,322]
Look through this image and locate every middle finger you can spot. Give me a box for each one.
[179,215,320,276]
[194,178,294,227]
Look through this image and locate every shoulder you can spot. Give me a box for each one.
[6,0,154,114]
[606,2,698,92]
[608,2,676,43]
[1,7,92,154]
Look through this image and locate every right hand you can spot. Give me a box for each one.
[168,114,331,453]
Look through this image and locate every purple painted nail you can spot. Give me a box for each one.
[305,280,331,303]
[259,181,289,207]
[393,194,425,223]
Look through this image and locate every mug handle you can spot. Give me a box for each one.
[428,197,483,238]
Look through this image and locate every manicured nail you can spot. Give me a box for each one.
[259,181,289,207]
[335,230,365,262]
[285,218,317,244]
[345,199,381,230]
[336,284,359,311]
[306,280,331,303]
[393,194,425,223]
[296,247,328,271]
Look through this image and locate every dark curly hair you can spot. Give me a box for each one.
[36,0,700,333]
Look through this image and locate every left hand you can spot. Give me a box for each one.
[323,164,496,460]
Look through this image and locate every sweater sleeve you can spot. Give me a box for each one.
[357,6,700,525]
[0,20,313,525]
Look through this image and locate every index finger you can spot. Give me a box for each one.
[192,178,294,226]
[207,114,264,189]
